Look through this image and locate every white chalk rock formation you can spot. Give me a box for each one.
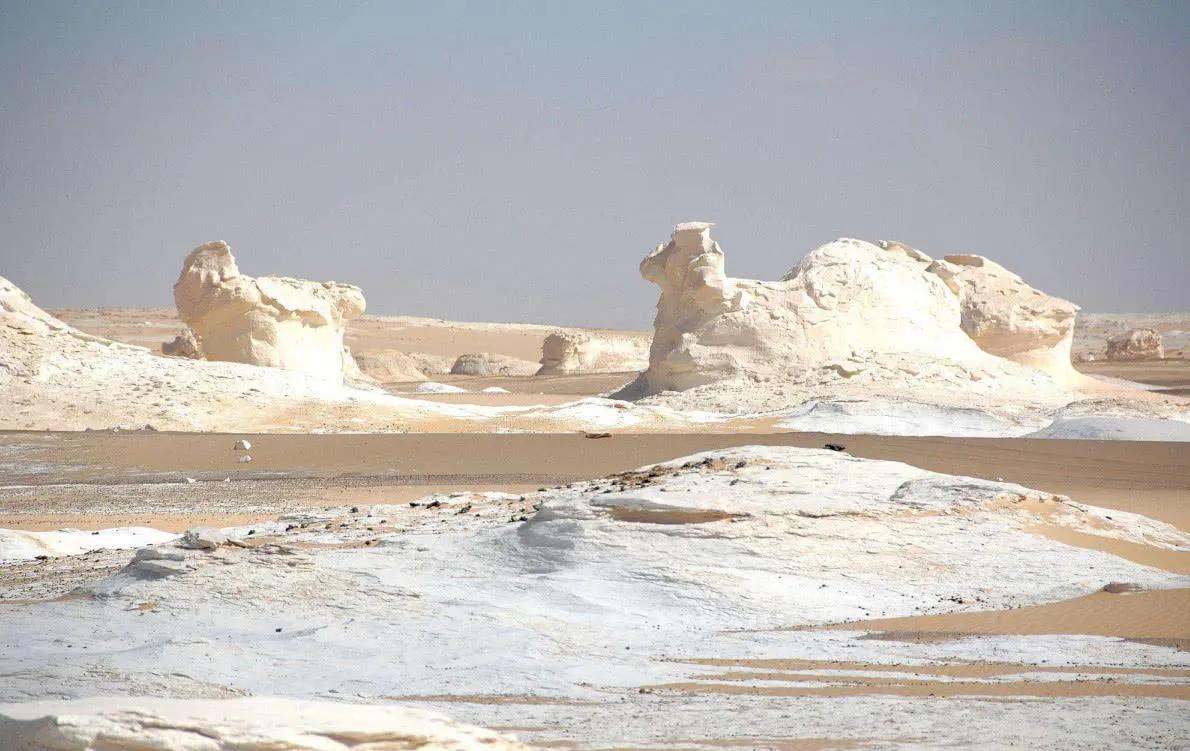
[451,352,539,376]
[924,252,1080,381]
[0,697,529,751]
[174,241,366,382]
[621,223,1094,409]
[0,274,449,432]
[1105,327,1164,361]
[537,331,650,374]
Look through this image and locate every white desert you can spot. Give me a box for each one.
[2,220,1187,750]
[2,7,1187,746]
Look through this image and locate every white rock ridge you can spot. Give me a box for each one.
[537,331,650,374]
[618,223,1102,409]
[1105,327,1165,361]
[0,697,528,751]
[174,241,366,383]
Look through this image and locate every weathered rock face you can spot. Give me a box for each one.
[451,352,539,376]
[1105,328,1165,361]
[537,331,650,375]
[174,242,365,382]
[925,253,1080,381]
[626,223,1087,400]
[161,329,202,359]
[636,223,735,390]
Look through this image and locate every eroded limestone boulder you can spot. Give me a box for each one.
[1105,328,1164,361]
[450,352,538,376]
[173,242,365,382]
[537,331,650,375]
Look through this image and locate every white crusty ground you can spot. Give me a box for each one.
[0,696,529,750]
[0,447,1187,748]
[0,526,178,562]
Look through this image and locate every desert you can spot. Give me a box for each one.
[3,221,1187,750]
[2,4,1188,750]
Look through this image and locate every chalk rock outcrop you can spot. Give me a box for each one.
[621,223,1091,406]
[925,253,1080,381]
[451,352,539,376]
[537,331,651,374]
[1105,328,1165,361]
[174,241,365,382]
[0,697,529,751]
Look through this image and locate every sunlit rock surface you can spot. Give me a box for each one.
[174,241,366,383]
[925,252,1080,381]
[1105,327,1165,361]
[628,223,1086,399]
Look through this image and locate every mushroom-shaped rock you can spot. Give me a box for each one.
[173,242,365,382]
[1105,328,1165,361]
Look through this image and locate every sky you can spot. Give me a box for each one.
[1,1,1187,328]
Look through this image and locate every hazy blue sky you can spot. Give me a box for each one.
[1,1,1187,328]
